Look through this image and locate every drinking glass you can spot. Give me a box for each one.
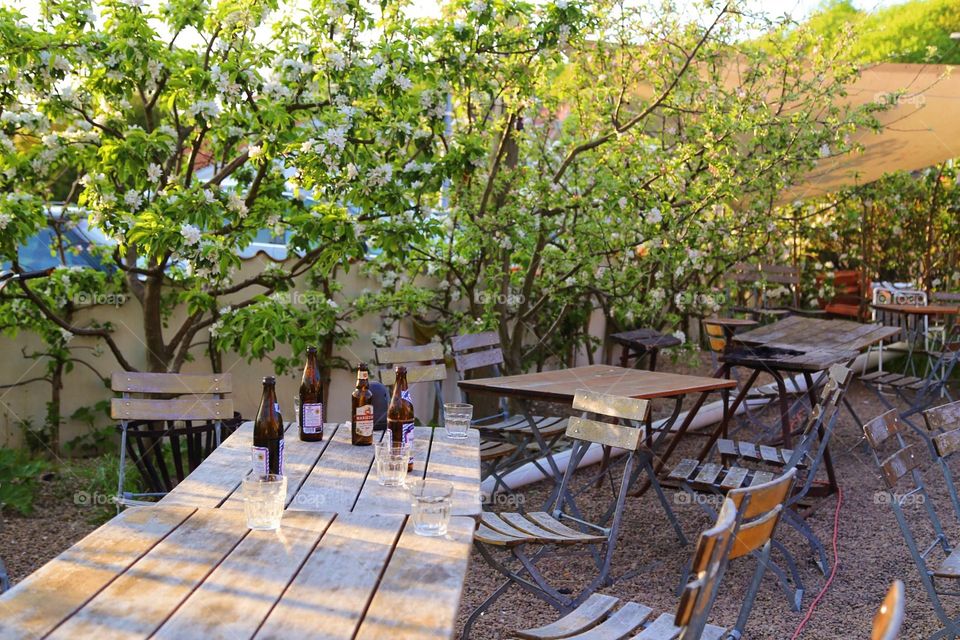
[374,442,410,487]
[443,403,473,439]
[243,473,287,531]
[293,396,301,427]
[408,479,454,536]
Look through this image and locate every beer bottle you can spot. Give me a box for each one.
[253,376,284,475]
[386,365,415,471]
[351,363,374,446]
[299,346,324,442]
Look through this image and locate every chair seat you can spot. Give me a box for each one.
[666,458,776,491]
[861,372,928,390]
[481,415,568,437]
[514,595,727,640]
[480,440,519,462]
[716,439,799,467]
[935,547,960,579]
[476,512,607,547]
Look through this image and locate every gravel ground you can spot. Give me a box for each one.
[456,355,960,640]
[2,354,956,640]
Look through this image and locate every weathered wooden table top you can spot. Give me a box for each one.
[871,303,960,316]
[733,316,901,353]
[608,328,682,349]
[160,421,481,517]
[0,506,474,640]
[458,364,736,403]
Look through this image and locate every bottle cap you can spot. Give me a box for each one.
[395,365,407,373]
[306,346,318,354]
[262,375,276,384]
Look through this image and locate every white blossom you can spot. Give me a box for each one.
[555,0,569,8]
[367,163,393,187]
[147,163,162,182]
[327,51,346,71]
[370,66,388,87]
[0,213,10,230]
[672,330,686,343]
[123,189,143,211]
[645,207,662,224]
[227,193,248,217]
[180,224,201,245]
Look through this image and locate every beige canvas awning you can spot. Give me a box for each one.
[788,63,960,200]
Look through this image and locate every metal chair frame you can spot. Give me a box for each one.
[0,556,9,593]
[463,391,685,638]
[112,372,234,509]
[863,409,960,640]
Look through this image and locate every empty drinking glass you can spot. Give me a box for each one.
[243,473,287,531]
[409,479,454,536]
[443,403,473,439]
[375,442,410,486]
[293,396,301,427]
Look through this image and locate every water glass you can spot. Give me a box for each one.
[243,473,287,531]
[443,403,473,439]
[293,396,301,427]
[375,442,410,486]
[408,479,454,536]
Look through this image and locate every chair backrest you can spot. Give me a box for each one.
[932,292,960,305]
[450,331,504,374]
[110,372,234,422]
[702,321,728,355]
[675,498,739,640]
[374,343,446,385]
[566,390,650,451]
[871,286,928,330]
[923,401,960,458]
[730,263,801,308]
[725,469,797,560]
[872,580,905,640]
[110,372,237,495]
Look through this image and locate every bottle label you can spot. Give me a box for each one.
[354,404,374,436]
[252,445,268,474]
[401,388,412,403]
[388,421,416,459]
[277,439,285,475]
[302,402,323,434]
[358,370,368,380]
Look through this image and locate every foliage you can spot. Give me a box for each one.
[0,447,48,515]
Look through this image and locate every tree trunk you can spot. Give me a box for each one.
[142,275,169,372]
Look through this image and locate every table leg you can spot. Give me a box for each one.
[648,348,659,372]
[771,371,792,448]
[696,368,761,461]
[619,345,630,368]
[804,371,839,495]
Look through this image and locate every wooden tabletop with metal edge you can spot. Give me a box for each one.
[871,303,960,316]
[457,364,737,403]
[0,506,474,640]
[732,315,902,353]
[159,421,481,517]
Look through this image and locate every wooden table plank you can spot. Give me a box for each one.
[352,427,430,514]
[220,422,342,511]
[457,365,735,403]
[355,516,475,640]
[254,513,406,640]
[734,316,900,352]
[153,510,334,640]
[0,506,194,640]
[872,303,960,315]
[288,421,378,513]
[48,508,250,639]
[422,428,483,517]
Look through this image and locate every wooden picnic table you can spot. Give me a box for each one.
[732,315,902,353]
[0,506,474,640]
[871,303,960,316]
[160,420,481,517]
[459,365,737,497]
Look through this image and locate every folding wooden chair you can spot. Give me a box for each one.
[463,391,685,638]
[873,580,905,640]
[111,372,237,508]
[511,497,740,640]
[921,401,960,520]
[862,325,960,426]
[863,409,960,640]
[668,364,851,590]
[373,342,446,424]
[451,332,567,492]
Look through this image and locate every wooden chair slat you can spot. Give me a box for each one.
[693,463,723,486]
[450,331,501,352]
[719,466,749,490]
[480,512,530,539]
[758,445,782,465]
[563,602,651,640]
[668,459,699,481]
[935,548,960,578]
[500,513,584,544]
[454,347,504,373]
[632,612,682,639]
[110,372,232,394]
[375,342,445,365]
[880,445,923,488]
[934,429,960,458]
[737,442,760,461]
[110,397,234,421]
[566,416,642,451]
[514,593,620,640]
[863,410,903,449]
[872,580,904,640]
[923,400,960,432]
[525,512,604,541]
[729,506,781,559]
[378,363,447,386]
[572,390,650,422]
[716,439,737,457]
[748,470,775,487]
[475,524,525,547]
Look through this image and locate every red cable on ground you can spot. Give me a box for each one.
[790,487,843,640]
